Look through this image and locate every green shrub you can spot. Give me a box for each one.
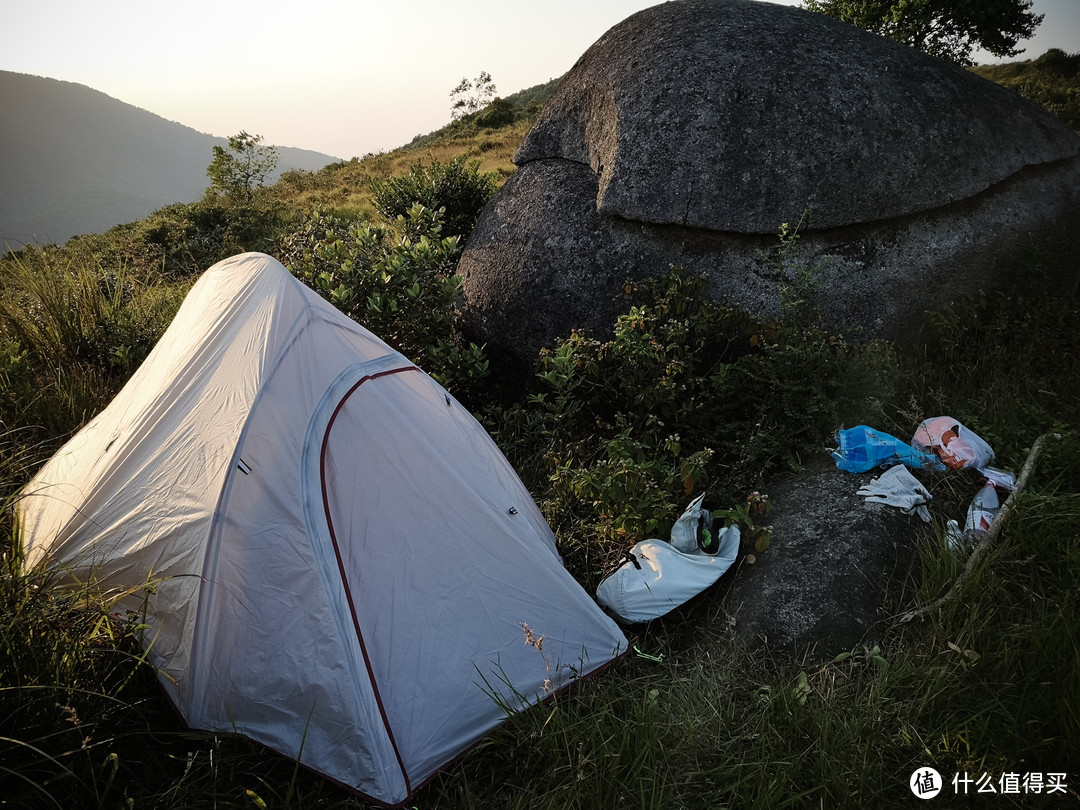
[475,97,519,129]
[972,48,1080,132]
[369,153,498,240]
[490,267,895,583]
[277,205,489,400]
[70,197,290,279]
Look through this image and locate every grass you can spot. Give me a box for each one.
[1,64,1078,808]
[0,245,189,452]
[2,273,1077,808]
[264,119,530,224]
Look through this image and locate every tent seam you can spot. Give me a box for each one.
[318,365,420,798]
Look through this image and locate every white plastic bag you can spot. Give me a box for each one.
[670,493,710,553]
[964,482,1000,535]
[855,464,932,522]
[596,531,739,623]
[911,417,994,472]
[597,494,740,623]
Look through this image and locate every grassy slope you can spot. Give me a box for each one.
[263,77,560,222]
[264,117,530,223]
[970,48,1080,132]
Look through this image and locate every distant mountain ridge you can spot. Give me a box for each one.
[0,71,339,251]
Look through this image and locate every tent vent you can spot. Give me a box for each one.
[508,506,518,515]
[237,459,252,475]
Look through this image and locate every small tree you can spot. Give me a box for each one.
[206,131,278,202]
[475,97,518,129]
[802,0,1043,65]
[450,71,497,120]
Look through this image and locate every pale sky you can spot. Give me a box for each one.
[4,0,1078,160]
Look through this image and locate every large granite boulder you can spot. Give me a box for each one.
[459,0,1080,367]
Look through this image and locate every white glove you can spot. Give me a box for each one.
[857,465,932,522]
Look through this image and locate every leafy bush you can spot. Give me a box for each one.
[475,97,519,129]
[70,197,289,279]
[369,153,498,240]
[491,268,895,583]
[277,205,489,399]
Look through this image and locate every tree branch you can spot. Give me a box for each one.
[897,432,1058,625]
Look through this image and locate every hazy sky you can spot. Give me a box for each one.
[4,0,1079,160]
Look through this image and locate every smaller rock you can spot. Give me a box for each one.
[727,457,927,662]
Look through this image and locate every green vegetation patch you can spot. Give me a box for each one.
[972,48,1080,132]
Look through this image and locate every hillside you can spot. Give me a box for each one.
[257,78,562,222]
[970,48,1080,132]
[0,71,338,251]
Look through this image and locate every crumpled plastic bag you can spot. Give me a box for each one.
[595,533,740,624]
[856,464,932,522]
[597,494,740,623]
[671,493,715,553]
[979,466,1017,491]
[911,417,995,472]
[833,425,945,473]
[963,481,1001,536]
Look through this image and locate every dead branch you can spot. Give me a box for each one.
[897,432,1057,625]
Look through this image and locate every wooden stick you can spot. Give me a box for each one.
[897,432,1057,624]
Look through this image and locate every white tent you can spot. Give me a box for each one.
[18,252,627,807]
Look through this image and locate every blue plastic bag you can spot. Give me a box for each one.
[832,426,945,473]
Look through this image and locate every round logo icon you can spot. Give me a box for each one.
[910,767,943,799]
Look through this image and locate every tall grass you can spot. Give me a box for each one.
[0,245,188,449]
[1,516,157,808]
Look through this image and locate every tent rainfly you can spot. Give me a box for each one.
[18,252,627,807]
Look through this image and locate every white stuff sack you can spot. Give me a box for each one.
[596,527,740,624]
